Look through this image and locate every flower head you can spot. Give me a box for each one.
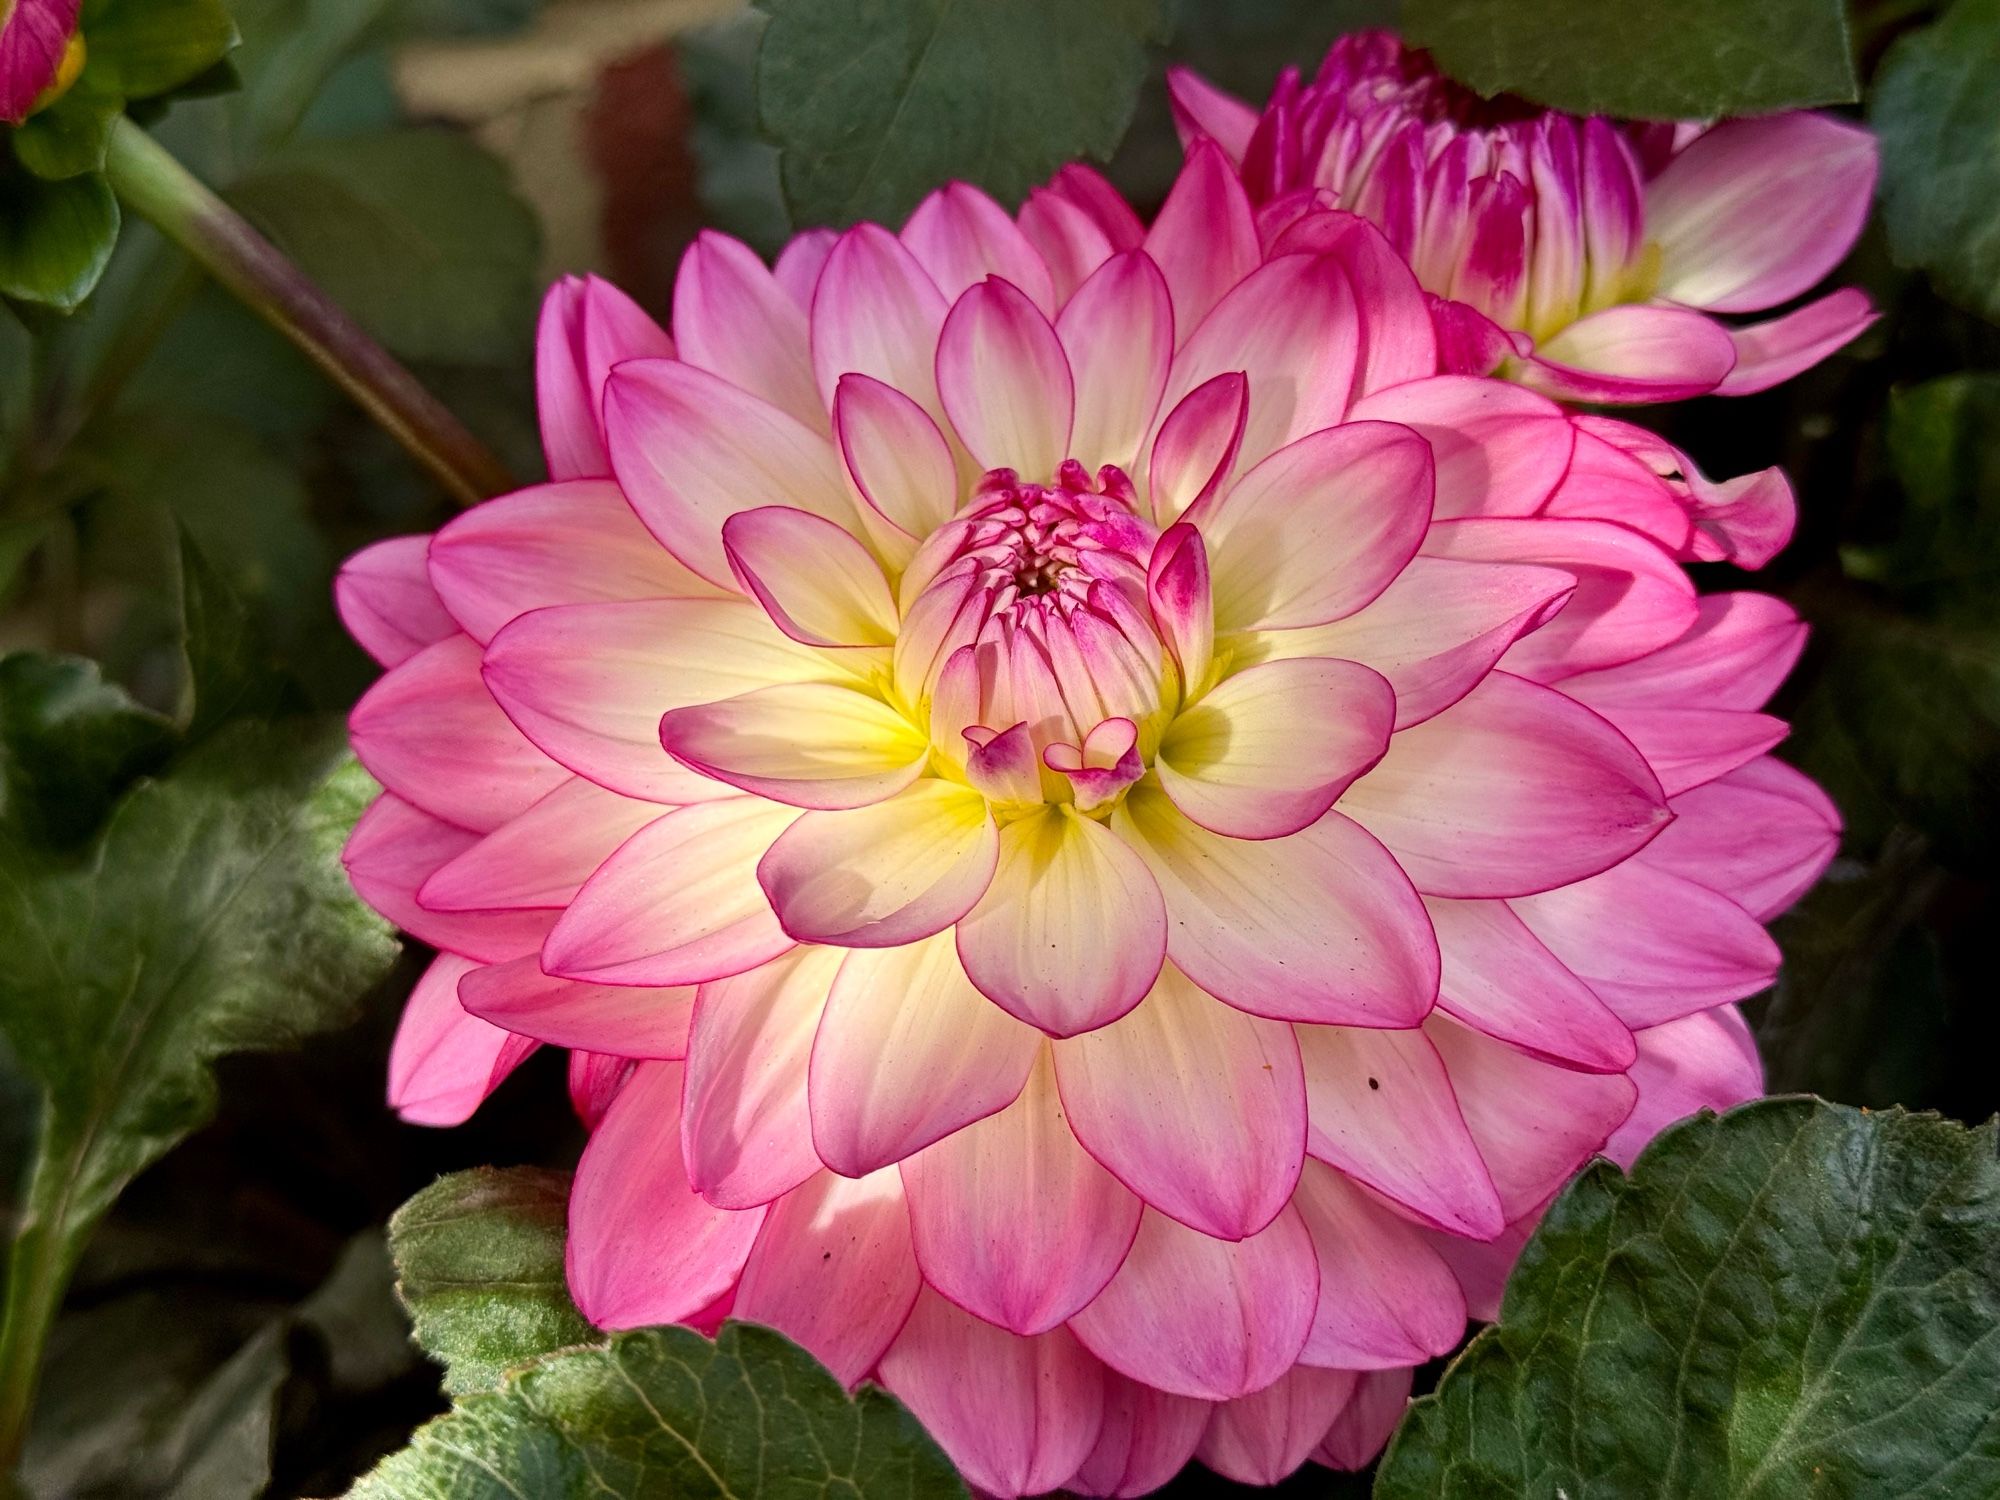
[336,153,1837,1493]
[1170,30,1879,402]
[0,0,81,125]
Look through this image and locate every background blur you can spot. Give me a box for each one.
[3,0,1994,1494]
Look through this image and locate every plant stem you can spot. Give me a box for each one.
[0,1154,79,1471]
[100,117,513,506]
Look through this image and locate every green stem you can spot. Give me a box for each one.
[0,1154,79,1471]
[100,117,513,506]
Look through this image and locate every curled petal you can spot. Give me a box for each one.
[1147,372,1247,524]
[1521,304,1738,404]
[1165,66,1258,164]
[834,373,959,540]
[458,955,693,1058]
[672,229,823,428]
[659,683,931,811]
[335,535,455,667]
[936,276,1075,475]
[389,954,536,1126]
[723,506,898,648]
[1716,287,1877,397]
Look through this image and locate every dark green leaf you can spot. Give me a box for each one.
[389,1167,595,1395]
[349,1322,967,1499]
[1874,0,2000,326]
[754,0,1170,228]
[176,532,305,742]
[0,653,174,849]
[83,0,241,103]
[1376,1098,2000,1498]
[11,82,124,181]
[684,14,791,256]
[227,129,541,363]
[0,170,120,311]
[393,0,547,39]
[1402,0,1857,118]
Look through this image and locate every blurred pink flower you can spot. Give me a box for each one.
[1170,31,1879,403]
[0,0,80,124]
[336,150,1836,1493]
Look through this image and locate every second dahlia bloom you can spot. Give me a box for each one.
[1169,30,1879,403]
[336,157,1837,1493]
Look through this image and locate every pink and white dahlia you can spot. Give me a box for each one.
[0,0,80,124]
[336,154,1837,1493]
[1169,30,1879,403]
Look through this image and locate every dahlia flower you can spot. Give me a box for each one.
[1168,30,1879,403]
[0,0,80,124]
[336,152,1837,1493]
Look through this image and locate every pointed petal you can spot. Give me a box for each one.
[1584,705,1787,796]
[1147,371,1248,524]
[1346,374,1573,519]
[659,683,930,810]
[1019,185,1118,308]
[1294,1158,1467,1369]
[1715,287,1877,396]
[1060,251,1174,472]
[1147,523,1215,693]
[1555,592,1806,711]
[775,227,837,308]
[936,277,1075,475]
[342,794,555,963]
[419,776,660,913]
[1639,757,1839,920]
[1605,1006,1764,1166]
[672,230,823,428]
[810,225,950,424]
[903,181,1056,312]
[459,955,694,1058]
[1522,304,1737,404]
[1197,1365,1359,1486]
[722,506,898,648]
[834,372,959,539]
[1143,142,1261,335]
[1069,1374,1211,1499]
[1315,1368,1414,1471]
[535,278,607,480]
[336,535,455,667]
[389,954,537,1126]
[1166,67,1258,164]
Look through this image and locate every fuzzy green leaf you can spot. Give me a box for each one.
[1375,1097,2000,1498]
[0,653,174,850]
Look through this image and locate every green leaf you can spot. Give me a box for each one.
[1401,0,1857,119]
[83,0,242,103]
[10,82,124,181]
[0,170,120,311]
[389,1167,595,1396]
[1875,0,2000,327]
[393,0,547,38]
[176,531,305,742]
[350,1322,967,1499]
[226,129,541,363]
[0,654,174,850]
[1375,1097,2000,1498]
[754,0,1170,228]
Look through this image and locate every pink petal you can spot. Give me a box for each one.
[1422,1212,1538,1323]
[1059,251,1175,472]
[1147,523,1215,693]
[1427,1016,1638,1218]
[1045,164,1146,252]
[902,1048,1142,1335]
[1521,304,1738,404]
[1294,1158,1467,1369]
[1265,211,1438,398]
[1555,592,1806,710]
[1,0,81,126]
[418,776,660,913]
[810,224,950,421]
[1424,895,1635,1072]
[1197,1365,1359,1486]
[758,779,996,948]
[1347,375,1574,520]
[335,535,455,667]
[955,807,1166,1037]
[1314,1367,1414,1471]
[388,953,537,1126]
[1165,66,1258,165]
[1537,423,1695,552]
[1296,1021,1504,1238]
[1068,1374,1212,1498]
[1054,964,1305,1240]
[1639,757,1839,920]
[774,228,837,309]
[1342,672,1669,899]
[935,276,1075,475]
[1158,657,1394,839]
[809,932,1041,1177]
[1143,141,1261,336]
[834,373,959,540]
[1581,704,1787,796]
[1068,1206,1317,1401]
[542,798,797,986]
[659,683,930,811]
[534,278,606,481]
[1114,790,1438,1030]
[672,230,823,428]
[1200,421,1434,632]
[903,181,1056,313]
[682,946,842,1208]
[350,635,568,834]
[566,1060,766,1327]
[877,1292,1106,1498]
[1509,860,1781,1027]
[1648,113,1877,313]
[1020,185,1119,309]
[342,794,555,963]
[1716,287,1877,396]
[1604,1006,1764,1166]
[722,506,898,648]
[605,358,852,588]
[1147,372,1247,524]
[458,955,694,1058]
[568,1051,635,1128]
[428,480,722,645]
[732,1168,921,1385]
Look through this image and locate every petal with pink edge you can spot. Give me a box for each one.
[1069,1374,1212,1499]
[774,228,835,308]
[1521,304,1738,404]
[1113,788,1437,1029]
[1158,657,1394,839]
[936,277,1075,476]
[1055,964,1304,1240]
[1019,186,1117,308]
[834,373,959,540]
[1347,375,1574,520]
[428,480,721,645]
[731,1167,921,1386]
[335,535,455,667]
[1342,672,1670,899]
[1060,251,1174,473]
[722,506,897,648]
[1165,67,1258,163]
[419,776,660,913]
[568,1052,634,1129]
[1296,1021,1504,1238]
[1143,141,1260,336]
[1201,421,1434,632]
[1717,287,1877,396]
[1605,1007,1764,1166]
[342,795,555,963]
[1648,113,1877,314]
[482,598,842,804]
[758,779,997,947]
[955,806,1166,1037]
[1266,211,1439,398]
[1068,1206,1317,1401]
[566,1060,766,1327]
[1293,1158,1467,1369]
[1581,704,1787,796]
[389,954,537,1126]
[681,946,842,1209]
[809,931,1041,1177]
[458,955,693,1058]
[534,278,607,481]
[902,181,1055,312]
[604,359,852,588]
[659,683,930,810]
[810,224,950,420]
[671,230,823,429]
[1197,1365,1359,1487]
[1639,757,1840,920]
[1315,1368,1414,1472]
[1147,372,1247,524]
[1555,591,1806,710]
[543,797,798,986]
[902,1048,1142,1335]
[877,1293,1105,1498]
